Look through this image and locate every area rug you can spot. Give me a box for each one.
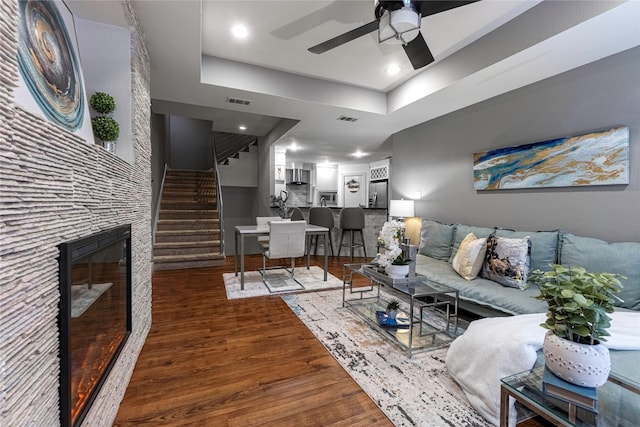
[282,288,492,427]
[222,266,343,299]
[71,283,112,318]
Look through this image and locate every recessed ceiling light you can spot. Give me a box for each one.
[352,150,366,158]
[231,24,248,39]
[289,142,298,152]
[238,125,246,131]
[385,64,402,76]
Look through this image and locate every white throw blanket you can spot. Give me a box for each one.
[445,312,640,427]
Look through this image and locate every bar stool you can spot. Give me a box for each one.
[308,207,334,256]
[338,207,367,261]
[290,207,305,221]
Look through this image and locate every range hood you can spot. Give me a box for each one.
[289,168,308,185]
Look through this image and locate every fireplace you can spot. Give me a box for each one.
[58,225,132,427]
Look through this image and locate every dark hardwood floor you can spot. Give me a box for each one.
[114,255,549,426]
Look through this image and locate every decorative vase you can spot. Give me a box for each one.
[386,309,397,320]
[385,264,409,279]
[542,331,611,387]
[103,140,116,154]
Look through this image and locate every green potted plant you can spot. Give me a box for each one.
[386,299,401,320]
[89,91,119,153]
[528,264,625,387]
[90,92,116,114]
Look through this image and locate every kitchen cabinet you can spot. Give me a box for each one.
[316,166,338,190]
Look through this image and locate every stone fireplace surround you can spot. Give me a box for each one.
[0,2,152,426]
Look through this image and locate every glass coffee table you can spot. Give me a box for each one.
[500,359,640,426]
[342,263,459,357]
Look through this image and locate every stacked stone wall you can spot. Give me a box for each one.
[0,1,152,425]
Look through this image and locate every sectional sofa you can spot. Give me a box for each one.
[406,218,640,318]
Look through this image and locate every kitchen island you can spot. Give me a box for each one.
[271,206,388,257]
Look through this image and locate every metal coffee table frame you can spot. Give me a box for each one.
[342,263,459,357]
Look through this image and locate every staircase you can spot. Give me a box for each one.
[153,169,225,270]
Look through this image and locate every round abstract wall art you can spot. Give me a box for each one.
[17,0,85,131]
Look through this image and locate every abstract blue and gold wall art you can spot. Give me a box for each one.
[15,0,92,142]
[473,127,629,190]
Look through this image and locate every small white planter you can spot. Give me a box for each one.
[543,331,611,387]
[385,264,409,279]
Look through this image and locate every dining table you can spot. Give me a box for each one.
[234,224,330,290]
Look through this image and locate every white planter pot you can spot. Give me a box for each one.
[385,264,409,279]
[543,331,611,387]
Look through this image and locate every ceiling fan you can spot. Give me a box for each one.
[308,0,479,70]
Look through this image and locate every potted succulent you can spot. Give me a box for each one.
[386,299,401,320]
[89,92,119,153]
[528,264,625,387]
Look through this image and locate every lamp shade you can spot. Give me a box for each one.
[389,199,415,218]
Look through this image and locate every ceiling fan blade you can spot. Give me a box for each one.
[308,20,379,54]
[402,32,434,70]
[416,0,479,17]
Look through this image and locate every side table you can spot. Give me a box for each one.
[500,364,640,426]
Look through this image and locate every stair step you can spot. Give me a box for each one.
[158,209,218,220]
[154,241,221,256]
[160,196,217,204]
[160,201,216,210]
[161,189,217,196]
[155,230,220,243]
[165,170,214,177]
[156,219,220,231]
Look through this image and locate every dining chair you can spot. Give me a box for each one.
[258,220,307,292]
[256,216,284,249]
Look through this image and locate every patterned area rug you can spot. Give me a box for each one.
[222,266,343,299]
[71,283,112,318]
[282,289,492,427]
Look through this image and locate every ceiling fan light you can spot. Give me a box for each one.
[379,7,420,46]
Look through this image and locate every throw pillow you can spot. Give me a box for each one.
[448,224,496,263]
[559,232,640,310]
[418,219,456,261]
[452,233,487,281]
[481,235,531,289]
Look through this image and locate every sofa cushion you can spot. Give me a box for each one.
[418,219,456,261]
[416,255,547,315]
[559,232,640,310]
[448,224,496,263]
[481,235,531,290]
[495,228,559,272]
[452,233,487,281]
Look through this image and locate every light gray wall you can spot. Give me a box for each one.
[151,112,168,231]
[75,18,133,162]
[168,115,214,170]
[391,47,639,243]
[219,118,298,255]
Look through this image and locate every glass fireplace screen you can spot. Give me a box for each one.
[58,225,131,427]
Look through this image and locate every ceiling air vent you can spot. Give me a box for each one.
[226,97,252,106]
[337,115,358,122]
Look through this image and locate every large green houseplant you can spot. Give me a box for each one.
[528,264,625,387]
